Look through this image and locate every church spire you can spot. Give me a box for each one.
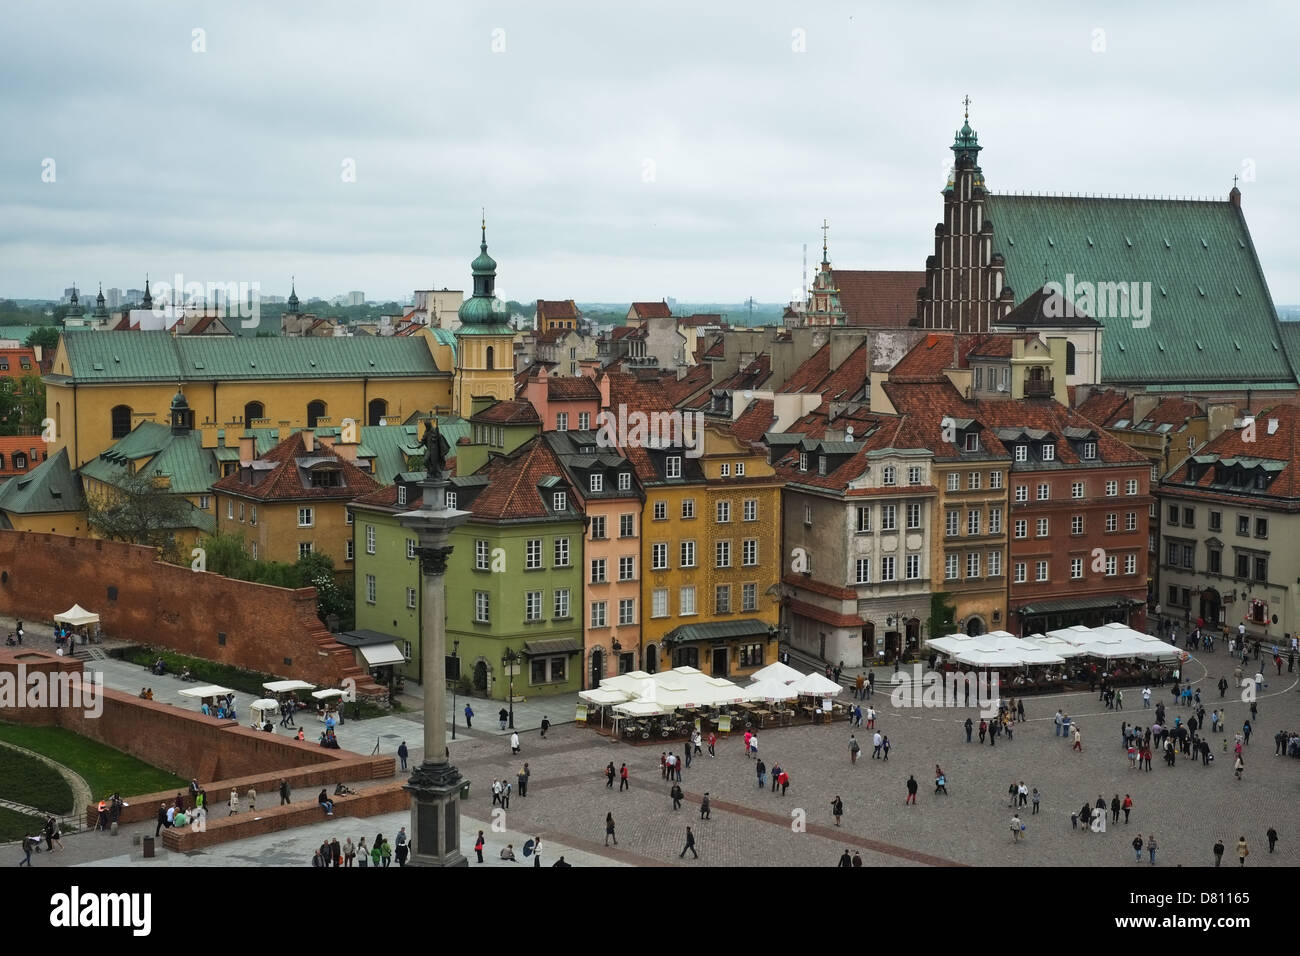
[142,274,153,310]
[287,277,300,314]
[93,283,109,319]
[951,94,982,166]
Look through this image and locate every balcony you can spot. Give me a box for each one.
[1025,376,1054,398]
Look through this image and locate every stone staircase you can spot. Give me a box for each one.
[316,637,387,699]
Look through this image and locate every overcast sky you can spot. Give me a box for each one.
[2,1,1296,305]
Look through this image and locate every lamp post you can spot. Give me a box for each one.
[503,648,518,730]
[450,639,460,741]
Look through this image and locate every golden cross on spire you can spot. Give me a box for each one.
[1233,174,1239,188]
[963,94,971,121]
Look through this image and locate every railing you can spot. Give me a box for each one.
[1025,377,1054,398]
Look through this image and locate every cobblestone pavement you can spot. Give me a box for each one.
[15,643,1300,867]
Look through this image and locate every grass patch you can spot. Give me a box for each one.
[0,723,187,801]
[0,747,73,814]
[0,805,45,843]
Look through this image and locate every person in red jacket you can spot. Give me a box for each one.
[777,769,790,795]
[619,763,629,791]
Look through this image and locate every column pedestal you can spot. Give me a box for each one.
[404,761,467,867]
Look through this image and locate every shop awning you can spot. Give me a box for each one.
[359,643,406,667]
[522,638,583,656]
[662,619,773,646]
[1017,595,1138,616]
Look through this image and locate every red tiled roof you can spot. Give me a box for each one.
[473,399,542,425]
[1075,388,1132,427]
[787,599,863,629]
[212,431,379,501]
[834,270,925,327]
[537,299,580,320]
[609,326,639,341]
[547,377,601,402]
[778,345,830,394]
[351,482,423,510]
[0,438,47,478]
[887,333,975,381]
[1140,397,1201,428]
[702,335,725,360]
[784,574,857,601]
[469,435,571,520]
[731,399,775,443]
[0,348,41,379]
[535,328,566,345]
[679,314,725,327]
[630,302,673,319]
[1165,403,1300,499]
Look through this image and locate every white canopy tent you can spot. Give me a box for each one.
[1038,623,1181,662]
[1024,633,1089,659]
[250,698,280,716]
[263,680,316,695]
[54,604,99,626]
[179,685,235,703]
[745,677,800,702]
[311,688,347,701]
[749,661,805,684]
[925,632,1065,668]
[791,672,843,696]
[579,687,631,706]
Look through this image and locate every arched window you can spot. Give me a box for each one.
[307,400,326,428]
[590,647,605,688]
[244,401,265,424]
[645,644,658,674]
[1065,342,1077,376]
[110,404,132,439]
[367,398,388,427]
[485,345,495,370]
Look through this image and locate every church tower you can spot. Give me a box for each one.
[917,99,1015,332]
[804,220,847,326]
[452,218,516,416]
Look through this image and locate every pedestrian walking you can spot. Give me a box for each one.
[397,740,408,771]
[1111,794,1121,824]
[1132,834,1144,861]
[1010,814,1024,842]
[1213,839,1224,866]
[1267,827,1278,852]
[510,731,520,755]
[849,734,860,764]
[540,716,550,738]
[770,762,781,793]
[605,813,617,846]
[1031,787,1040,814]
[882,735,891,760]
[778,769,790,795]
[518,763,530,798]
[700,793,711,820]
[979,718,988,743]
[1147,834,1158,864]
[228,789,239,816]
[708,732,717,757]
[964,717,973,742]
[1072,726,1083,751]
[498,707,509,731]
[464,703,473,728]
[605,761,616,788]
[872,731,883,759]
[1237,836,1250,866]
[679,826,697,859]
[619,763,629,791]
[670,783,683,811]
[343,836,355,867]
[357,837,368,867]
[1234,755,1245,780]
[831,795,844,826]
[474,830,485,863]
[905,775,918,805]
[1122,794,1132,824]
[756,759,767,789]
[247,786,256,811]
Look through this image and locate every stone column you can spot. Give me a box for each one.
[398,471,471,867]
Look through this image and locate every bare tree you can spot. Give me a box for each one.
[85,472,192,564]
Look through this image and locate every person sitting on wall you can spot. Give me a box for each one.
[318,790,334,815]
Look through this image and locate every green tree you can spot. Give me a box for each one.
[926,591,958,643]
[85,472,191,564]
[15,375,44,434]
[24,326,60,351]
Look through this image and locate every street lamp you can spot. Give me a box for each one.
[502,647,518,730]
[450,639,460,741]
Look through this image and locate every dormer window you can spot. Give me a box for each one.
[720,463,730,477]
[309,467,342,488]
[818,456,827,476]
[618,471,631,491]
[798,452,808,472]
[666,456,682,479]
[1255,473,1268,490]
[397,485,407,506]
[882,465,896,486]
[1014,444,1027,462]
[552,491,568,512]
[590,474,603,493]
[964,432,979,453]
[1042,444,1055,462]
[1082,442,1097,460]
[447,492,457,509]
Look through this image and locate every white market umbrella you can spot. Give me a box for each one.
[745,677,799,703]
[791,672,842,696]
[750,661,805,684]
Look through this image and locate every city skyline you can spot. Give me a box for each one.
[3,2,1295,305]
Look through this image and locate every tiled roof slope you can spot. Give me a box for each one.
[213,431,379,500]
[834,270,926,327]
[0,447,84,514]
[467,435,574,521]
[1164,403,1300,500]
[983,194,1295,385]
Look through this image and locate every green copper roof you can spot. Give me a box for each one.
[56,331,449,383]
[80,421,220,495]
[0,447,85,515]
[983,194,1295,386]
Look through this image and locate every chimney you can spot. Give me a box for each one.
[332,441,357,463]
[200,419,219,449]
[238,435,255,462]
[1132,394,1159,427]
[277,420,291,443]
[302,429,315,453]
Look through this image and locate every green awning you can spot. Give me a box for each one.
[663,618,773,646]
[1017,595,1135,616]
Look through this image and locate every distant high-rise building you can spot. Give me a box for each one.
[126,289,144,304]
[348,291,365,307]
[105,288,123,309]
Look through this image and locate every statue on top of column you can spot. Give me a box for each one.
[421,417,451,478]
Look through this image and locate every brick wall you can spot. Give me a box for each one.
[0,530,370,689]
[160,781,409,852]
